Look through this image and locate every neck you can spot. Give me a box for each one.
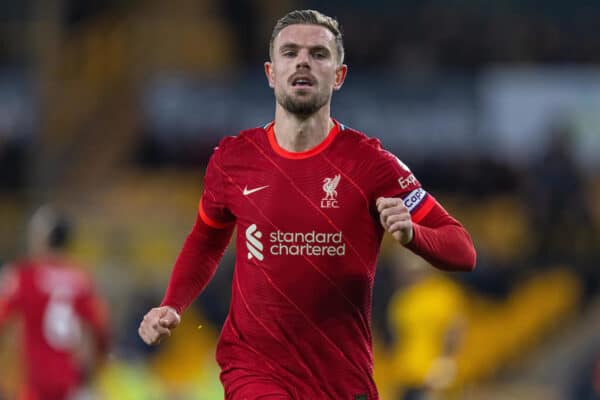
[273,104,334,152]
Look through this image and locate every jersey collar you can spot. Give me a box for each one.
[265,119,341,160]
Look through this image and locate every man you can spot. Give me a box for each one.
[138,9,476,399]
[0,205,109,400]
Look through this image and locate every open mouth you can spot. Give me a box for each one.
[291,77,315,87]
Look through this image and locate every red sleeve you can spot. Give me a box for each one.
[160,213,234,314]
[405,198,476,271]
[77,291,110,356]
[367,143,436,223]
[200,144,235,228]
[369,144,422,201]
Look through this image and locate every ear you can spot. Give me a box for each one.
[264,61,275,89]
[333,64,348,91]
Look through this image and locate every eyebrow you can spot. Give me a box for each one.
[279,43,332,54]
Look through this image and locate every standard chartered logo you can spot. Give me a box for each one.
[245,224,346,261]
[245,224,264,261]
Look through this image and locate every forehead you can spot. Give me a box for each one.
[274,24,336,50]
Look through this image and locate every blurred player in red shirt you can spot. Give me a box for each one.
[139,9,476,399]
[0,205,109,400]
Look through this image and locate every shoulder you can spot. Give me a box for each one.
[2,259,35,277]
[44,264,95,296]
[58,260,95,292]
[213,126,266,158]
[338,124,411,171]
[338,125,388,155]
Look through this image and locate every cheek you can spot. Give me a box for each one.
[320,66,338,84]
[322,72,338,88]
[272,65,289,85]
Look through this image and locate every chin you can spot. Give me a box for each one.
[291,88,313,96]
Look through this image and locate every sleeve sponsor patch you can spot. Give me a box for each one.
[397,173,418,190]
[402,188,428,212]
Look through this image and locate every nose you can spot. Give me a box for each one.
[296,49,311,70]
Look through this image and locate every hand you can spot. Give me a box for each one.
[376,197,414,245]
[138,306,181,345]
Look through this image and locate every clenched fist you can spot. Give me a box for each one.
[138,306,181,345]
[376,197,414,245]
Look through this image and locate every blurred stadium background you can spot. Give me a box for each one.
[1,0,600,399]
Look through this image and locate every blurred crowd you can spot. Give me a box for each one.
[1,1,600,399]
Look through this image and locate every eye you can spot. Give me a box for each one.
[282,50,296,57]
[313,51,327,59]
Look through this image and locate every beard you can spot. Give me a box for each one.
[275,88,330,116]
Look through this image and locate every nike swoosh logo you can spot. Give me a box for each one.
[243,185,269,196]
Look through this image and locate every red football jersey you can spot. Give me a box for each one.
[0,257,108,400]
[200,120,435,399]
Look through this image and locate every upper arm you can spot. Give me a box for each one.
[75,283,110,353]
[368,146,435,223]
[77,290,109,330]
[199,145,235,229]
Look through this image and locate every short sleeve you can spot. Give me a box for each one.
[75,283,109,347]
[370,146,436,224]
[198,146,235,229]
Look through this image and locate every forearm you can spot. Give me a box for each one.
[406,201,476,271]
[160,215,234,314]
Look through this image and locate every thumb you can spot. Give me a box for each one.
[159,306,181,328]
